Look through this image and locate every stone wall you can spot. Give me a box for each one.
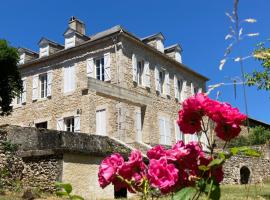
[222,155,270,184]
[0,125,134,199]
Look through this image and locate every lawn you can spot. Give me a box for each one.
[0,183,270,199]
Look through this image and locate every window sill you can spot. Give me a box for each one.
[63,91,75,96]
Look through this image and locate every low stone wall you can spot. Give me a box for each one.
[222,155,270,184]
[0,124,134,199]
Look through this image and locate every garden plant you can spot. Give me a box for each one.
[98,93,260,200]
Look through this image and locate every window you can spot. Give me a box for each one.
[19,53,25,65]
[95,57,105,81]
[137,60,144,85]
[64,64,75,93]
[39,45,49,57]
[175,121,184,142]
[39,74,47,98]
[35,122,48,129]
[194,87,199,94]
[16,78,26,105]
[159,116,171,145]
[65,35,75,49]
[96,109,107,136]
[65,117,75,132]
[159,70,165,94]
[57,115,80,132]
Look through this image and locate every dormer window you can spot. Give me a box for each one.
[19,53,25,65]
[39,45,49,58]
[156,39,164,53]
[65,35,76,49]
[175,51,182,63]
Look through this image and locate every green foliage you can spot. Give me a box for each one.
[228,126,270,147]
[55,182,84,200]
[246,42,270,91]
[204,179,221,200]
[1,140,18,153]
[0,39,22,116]
[230,146,261,157]
[248,125,270,145]
[173,187,196,200]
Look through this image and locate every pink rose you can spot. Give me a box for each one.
[148,158,179,194]
[147,145,166,160]
[98,153,124,188]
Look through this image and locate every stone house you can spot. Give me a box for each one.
[1,16,208,151]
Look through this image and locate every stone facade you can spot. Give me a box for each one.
[0,19,208,149]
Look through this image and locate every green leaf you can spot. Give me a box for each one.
[71,195,85,200]
[205,180,221,200]
[230,147,239,155]
[55,182,72,194]
[56,191,68,197]
[199,165,210,171]
[208,158,224,168]
[173,187,197,200]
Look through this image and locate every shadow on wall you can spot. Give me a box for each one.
[240,166,251,184]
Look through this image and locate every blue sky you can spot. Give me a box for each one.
[1,0,269,123]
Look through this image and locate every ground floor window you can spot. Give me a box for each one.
[159,116,171,145]
[96,109,107,135]
[65,117,75,132]
[35,121,48,129]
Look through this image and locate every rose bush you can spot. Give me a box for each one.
[98,93,259,200]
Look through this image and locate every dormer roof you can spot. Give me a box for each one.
[63,27,89,40]
[141,32,165,42]
[38,37,64,48]
[18,47,38,56]
[165,44,183,53]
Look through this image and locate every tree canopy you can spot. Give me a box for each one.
[0,40,22,116]
[246,42,270,91]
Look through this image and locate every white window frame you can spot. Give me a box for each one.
[135,110,142,142]
[159,116,171,145]
[96,108,107,136]
[65,35,75,49]
[64,64,76,93]
[95,57,105,81]
[64,117,75,132]
[19,53,25,65]
[39,45,49,58]
[39,73,48,99]
[137,59,144,86]
[175,120,184,142]
[159,70,165,94]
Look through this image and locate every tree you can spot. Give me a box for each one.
[0,40,22,116]
[246,43,270,91]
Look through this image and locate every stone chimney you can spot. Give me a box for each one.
[68,16,85,35]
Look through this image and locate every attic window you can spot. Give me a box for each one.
[19,53,25,65]
[175,52,182,63]
[156,39,164,53]
[39,45,49,57]
[65,35,75,49]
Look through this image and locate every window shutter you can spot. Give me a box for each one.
[181,81,187,101]
[74,115,80,132]
[165,72,170,96]
[174,75,179,100]
[47,70,53,97]
[136,111,142,142]
[175,121,183,142]
[198,88,202,93]
[22,79,27,103]
[191,82,195,96]
[159,118,165,145]
[104,53,111,81]
[32,75,38,100]
[70,64,75,91]
[132,54,137,82]
[143,61,150,88]
[155,66,161,92]
[165,119,171,145]
[86,58,94,78]
[200,133,209,151]
[57,118,64,131]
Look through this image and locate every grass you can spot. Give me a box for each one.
[220,183,270,200]
[0,183,270,199]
